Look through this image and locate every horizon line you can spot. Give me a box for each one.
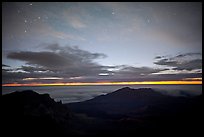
[2,80,202,87]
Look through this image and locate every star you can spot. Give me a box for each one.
[24,20,27,23]
[112,12,115,15]
[24,30,27,33]
[38,16,41,19]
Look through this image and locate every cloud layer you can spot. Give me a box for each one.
[3,43,202,84]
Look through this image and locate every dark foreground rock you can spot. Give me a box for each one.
[2,88,202,136]
[2,90,71,136]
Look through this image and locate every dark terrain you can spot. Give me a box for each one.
[2,87,202,136]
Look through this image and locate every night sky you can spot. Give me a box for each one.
[2,2,202,85]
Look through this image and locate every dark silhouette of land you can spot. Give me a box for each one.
[2,87,202,136]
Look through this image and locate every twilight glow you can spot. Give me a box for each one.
[2,80,202,87]
[2,2,202,86]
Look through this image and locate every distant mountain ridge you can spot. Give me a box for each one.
[67,87,202,132]
[67,87,188,118]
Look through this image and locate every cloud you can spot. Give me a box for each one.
[172,59,202,71]
[2,64,10,67]
[48,30,86,41]
[2,69,28,84]
[115,66,167,76]
[68,16,87,29]
[5,43,165,84]
[154,56,162,59]
[3,46,202,84]
[154,53,202,71]
[16,65,49,73]
[6,44,109,81]
[7,51,69,68]
[174,52,201,58]
[62,7,87,29]
[91,65,170,82]
[149,73,202,81]
[154,59,177,66]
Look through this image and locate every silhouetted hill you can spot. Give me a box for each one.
[2,90,71,136]
[68,87,184,118]
[1,90,110,136]
[67,87,202,133]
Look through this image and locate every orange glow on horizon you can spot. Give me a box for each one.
[2,80,202,87]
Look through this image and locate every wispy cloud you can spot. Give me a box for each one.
[67,16,87,29]
[48,30,86,41]
[62,7,87,29]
